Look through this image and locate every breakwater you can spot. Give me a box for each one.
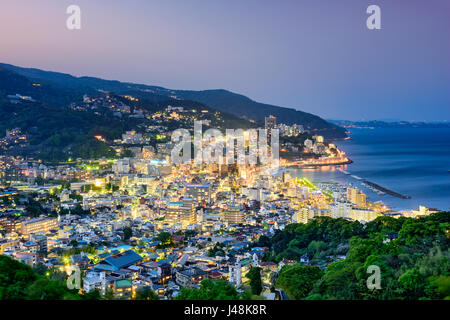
[362,180,411,199]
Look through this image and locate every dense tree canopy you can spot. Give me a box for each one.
[0,255,81,300]
[176,279,249,300]
[246,267,263,295]
[276,264,323,299]
[259,212,450,300]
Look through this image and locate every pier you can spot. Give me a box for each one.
[362,180,411,199]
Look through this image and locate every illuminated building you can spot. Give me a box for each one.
[142,145,156,159]
[113,159,130,174]
[175,267,207,288]
[186,183,212,203]
[228,258,242,286]
[293,207,310,224]
[314,135,324,143]
[83,271,106,294]
[347,188,367,207]
[20,217,58,236]
[222,205,245,225]
[0,217,20,233]
[329,201,352,219]
[350,207,381,222]
[0,240,20,254]
[293,206,330,224]
[113,279,136,298]
[164,199,197,227]
[265,115,277,141]
[122,131,143,144]
[265,115,277,130]
[404,205,440,218]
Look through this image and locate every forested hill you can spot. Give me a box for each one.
[255,211,450,300]
[174,89,347,139]
[0,62,347,139]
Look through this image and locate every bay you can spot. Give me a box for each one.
[293,127,450,211]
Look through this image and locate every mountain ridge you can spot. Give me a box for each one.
[0,62,346,139]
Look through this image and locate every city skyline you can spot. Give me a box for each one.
[1,0,449,121]
[0,0,449,305]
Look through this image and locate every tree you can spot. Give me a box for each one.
[69,240,78,248]
[25,278,80,300]
[255,235,272,249]
[246,267,263,295]
[176,279,243,300]
[276,264,324,300]
[156,231,171,244]
[0,255,37,299]
[123,227,133,241]
[120,149,134,158]
[307,240,327,257]
[0,255,81,300]
[83,289,102,300]
[134,286,159,300]
[398,269,425,299]
[103,287,115,300]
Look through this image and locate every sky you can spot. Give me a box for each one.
[1,0,449,121]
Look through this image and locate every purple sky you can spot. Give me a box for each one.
[1,0,449,121]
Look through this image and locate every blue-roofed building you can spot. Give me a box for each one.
[147,252,159,260]
[157,259,171,266]
[98,252,111,259]
[98,250,143,271]
[167,201,183,207]
[167,253,178,262]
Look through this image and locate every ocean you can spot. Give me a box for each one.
[292,127,450,211]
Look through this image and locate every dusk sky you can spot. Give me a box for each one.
[1,0,449,121]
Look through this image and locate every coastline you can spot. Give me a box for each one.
[284,158,353,169]
[333,127,450,211]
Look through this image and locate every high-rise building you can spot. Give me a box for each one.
[356,192,366,207]
[265,115,277,130]
[293,207,310,224]
[347,188,367,207]
[164,199,197,227]
[222,205,245,225]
